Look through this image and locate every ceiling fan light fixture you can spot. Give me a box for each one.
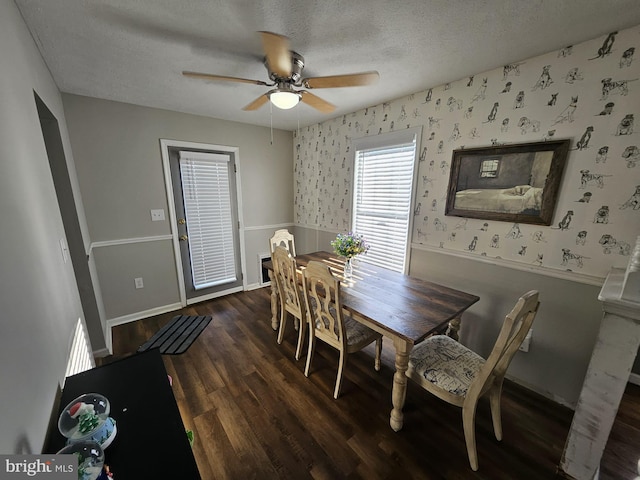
[269,90,300,110]
[185,32,373,114]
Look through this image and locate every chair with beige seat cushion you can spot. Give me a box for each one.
[269,229,296,257]
[272,246,306,360]
[302,260,382,399]
[406,290,539,471]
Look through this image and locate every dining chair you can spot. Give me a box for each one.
[268,229,297,331]
[405,290,539,471]
[302,260,382,399]
[269,229,296,257]
[272,246,306,360]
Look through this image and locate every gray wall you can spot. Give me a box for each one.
[62,94,293,321]
[408,249,602,406]
[0,1,91,454]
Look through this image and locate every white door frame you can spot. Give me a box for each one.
[160,139,247,306]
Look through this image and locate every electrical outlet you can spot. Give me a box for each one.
[135,277,144,289]
[150,209,165,221]
[519,329,533,352]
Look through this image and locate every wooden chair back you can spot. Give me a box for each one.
[272,246,305,320]
[467,290,539,400]
[302,260,346,350]
[269,229,296,257]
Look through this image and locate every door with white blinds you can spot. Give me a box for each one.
[171,149,242,302]
[352,128,421,273]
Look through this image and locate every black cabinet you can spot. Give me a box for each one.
[45,349,200,479]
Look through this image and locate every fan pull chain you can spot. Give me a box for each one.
[270,100,273,145]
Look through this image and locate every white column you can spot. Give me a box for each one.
[560,237,640,480]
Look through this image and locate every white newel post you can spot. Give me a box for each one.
[559,236,640,480]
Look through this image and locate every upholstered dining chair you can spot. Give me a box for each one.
[302,260,382,399]
[272,246,306,360]
[406,290,540,471]
[269,229,296,257]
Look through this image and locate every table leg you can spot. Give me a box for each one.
[446,315,461,341]
[268,270,278,330]
[390,338,412,432]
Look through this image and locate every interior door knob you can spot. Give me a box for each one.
[179,235,188,241]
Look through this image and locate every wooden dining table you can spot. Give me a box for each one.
[266,251,480,432]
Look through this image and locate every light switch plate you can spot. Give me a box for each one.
[150,209,165,221]
[135,277,144,289]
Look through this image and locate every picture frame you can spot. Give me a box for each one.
[445,139,571,225]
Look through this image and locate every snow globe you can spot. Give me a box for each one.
[56,441,104,480]
[58,393,117,448]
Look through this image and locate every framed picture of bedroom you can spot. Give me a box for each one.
[445,139,571,225]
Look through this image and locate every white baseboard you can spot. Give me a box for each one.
[93,347,111,358]
[107,303,183,328]
[185,286,243,305]
[104,302,183,353]
[629,372,640,386]
[100,283,273,354]
[505,373,575,410]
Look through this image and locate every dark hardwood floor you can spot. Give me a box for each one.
[109,288,640,479]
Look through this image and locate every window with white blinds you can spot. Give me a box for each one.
[64,318,94,380]
[352,128,421,273]
[179,151,237,290]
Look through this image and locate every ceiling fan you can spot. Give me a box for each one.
[183,31,379,114]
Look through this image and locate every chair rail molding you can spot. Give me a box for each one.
[412,243,605,287]
[244,222,295,232]
[89,235,173,253]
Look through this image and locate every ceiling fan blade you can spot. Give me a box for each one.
[260,31,292,78]
[183,71,269,86]
[302,71,380,89]
[242,94,269,111]
[300,91,336,113]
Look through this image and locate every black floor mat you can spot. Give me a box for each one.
[137,315,212,355]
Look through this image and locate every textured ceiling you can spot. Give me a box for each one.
[15,0,640,131]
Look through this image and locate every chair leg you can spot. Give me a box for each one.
[294,315,306,361]
[374,337,382,371]
[304,330,315,377]
[272,287,280,331]
[462,401,480,471]
[489,381,504,441]
[334,349,347,399]
[277,310,288,345]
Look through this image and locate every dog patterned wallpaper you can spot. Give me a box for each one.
[294,26,640,279]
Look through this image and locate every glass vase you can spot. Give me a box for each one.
[343,257,353,279]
